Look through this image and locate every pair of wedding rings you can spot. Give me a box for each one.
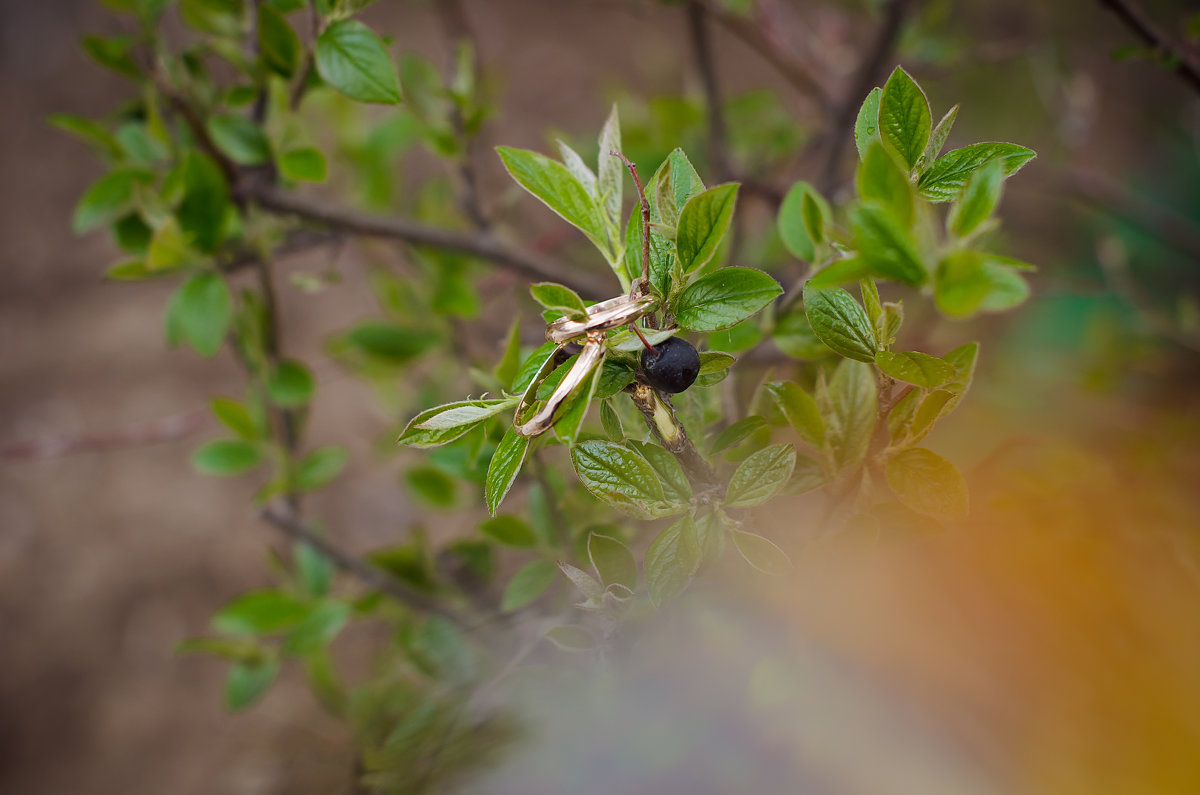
[513,292,657,437]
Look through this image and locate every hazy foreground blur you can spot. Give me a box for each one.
[2,0,1200,793]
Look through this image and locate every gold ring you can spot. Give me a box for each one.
[546,294,655,344]
[513,331,606,437]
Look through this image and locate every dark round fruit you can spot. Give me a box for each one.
[640,336,701,394]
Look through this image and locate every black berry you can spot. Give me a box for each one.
[639,336,701,394]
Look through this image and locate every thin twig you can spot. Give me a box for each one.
[261,506,472,625]
[1096,0,1200,95]
[609,150,650,286]
[290,0,321,110]
[243,185,607,296]
[435,0,491,231]
[686,0,732,182]
[819,0,916,193]
[699,0,835,111]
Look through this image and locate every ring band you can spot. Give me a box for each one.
[546,294,655,344]
[513,331,606,437]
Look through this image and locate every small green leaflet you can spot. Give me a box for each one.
[802,284,877,363]
[165,272,233,357]
[588,533,638,591]
[731,530,792,575]
[571,440,670,519]
[315,20,402,104]
[725,444,796,507]
[530,282,588,320]
[673,267,782,332]
[885,447,969,520]
[777,181,830,262]
[676,184,738,273]
[827,359,877,469]
[874,350,956,388]
[645,516,700,606]
[484,426,531,515]
[849,203,925,286]
[918,142,1036,202]
[947,159,1004,237]
[878,66,931,171]
[766,381,824,449]
[294,446,349,492]
[397,399,515,448]
[501,559,556,612]
[854,87,883,160]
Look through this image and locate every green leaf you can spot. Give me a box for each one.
[828,359,877,468]
[918,142,1036,202]
[179,152,229,254]
[600,399,623,441]
[282,601,351,655]
[571,440,668,518]
[346,322,436,362]
[480,515,538,548]
[890,388,954,446]
[315,20,402,104]
[648,148,705,228]
[225,659,279,712]
[295,542,333,598]
[588,533,638,591]
[267,360,315,407]
[766,381,824,449]
[294,446,348,491]
[511,341,559,394]
[676,183,738,273]
[807,257,874,289]
[773,309,832,360]
[405,466,456,508]
[802,284,876,362]
[206,115,271,165]
[878,66,931,170]
[709,415,767,455]
[849,203,926,286]
[72,169,144,233]
[497,146,612,261]
[165,272,232,357]
[725,444,796,507]
[627,441,691,505]
[922,104,958,169]
[47,112,120,158]
[397,399,513,448]
[556,140,597,197]
[529,282,588,320]
[885,447,969,520]
[147,217,190,270]
[673,267,782,332]
[698,350,736,375]
[731,530,792,575]
[856,141,913,226]
[485,426,530,515]
[558,561,605,604]
[501,559,556,612]
[935,252,1030,317]
[777,181,829,261]
[494,318,523,388]
[210,397,259,439]
[258,2,300,75]
[279,148,327,182]
[947,158,1003,237]
[551,356,602,448]
[645,516,700,606]
[874,350,956,388]
[853,87,882,160]
[192,439,262,475]
[213,589,308,635]
[597,104,624,227]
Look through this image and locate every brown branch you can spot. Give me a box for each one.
[610,150,650,288]
[242,185,608,296]
[686,0,732,182]
[435,0,491,231]
[819,0,917,193]
[0,410,209,461]
[699,0,835,112]
[261,506,472,626]
[1096,0,1200,96]
[626,382,719,490]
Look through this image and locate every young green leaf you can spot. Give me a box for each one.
[773,309,832,360]
[210,397,260,440]
[922,104,958,169]
[494,318,523,388]
[529,282,588,321]
[225,659,280,712]
[853,87,883,160]
[935,252,1030,317]
[874,350,956,388]
[648,148,705,228]
[828,359,877,468]
[673,267,782,332]
[192,439,262,476]
[397,399,514,448]
[885,447,969,519]
[545,625,598,652]
[179,152,229,254]
[282,601,351,655]
[480,515,538,548]
[856,141,913,226]
[627,440,691,505]
[279,148,327,182]
[725,444,796,507]
[551,357,601,448]
[206,115,272,165]
[294,446,349,492]
[558,561,605,605]
[600,399,623,441]
[497,146,612,261]
[484,426,531,515]
[571,440,668,518]
[878,66,931,170]
[165,272,233,357]
[556,140,597,197]
[500,559,556,612]
[731,530,793,575]
[72,169,145,233]
[511,341,559,394]
[267,360,315,407]
[777,181,830,261]
[257,3,301,75]
[918,142,1036,202]
[213,589,308,635]
[676,183,738,273]
[709,415,767,455]
[849,203,926,286]
[588,533,638,591]
[766,381,825,449]
[802,284,877,362]
[315,20,402,104]
[597,104,624,227]
[947,158,1003,237]
[346,322,436,363]
[645,516,700,606]
[698,350,736,374]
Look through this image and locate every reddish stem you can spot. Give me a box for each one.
[610,149,651,287]
[628,322,658,356]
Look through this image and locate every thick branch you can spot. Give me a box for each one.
[261,506,472,625]
[819,0,916,193]
[626,383,719,490]
[700,0,834,111]
[1096,0,1200,96]
[243,185,607,296]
